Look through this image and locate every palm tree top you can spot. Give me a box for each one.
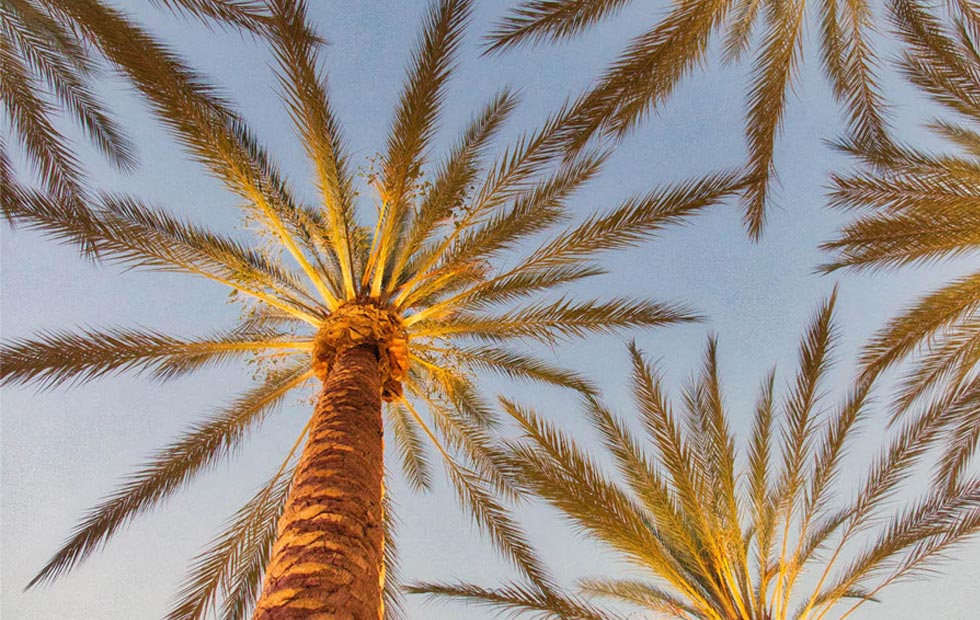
[414,292,980,620]
[1,0,744,616]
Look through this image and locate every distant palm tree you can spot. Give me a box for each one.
[413,292,980,620]
[485,0,974,238]
[0,0,265,201]
[822,1,980,488]
[0,0,744,618]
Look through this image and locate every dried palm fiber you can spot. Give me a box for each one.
[311,302,409,399]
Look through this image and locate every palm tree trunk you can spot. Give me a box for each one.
[253,343,385,620]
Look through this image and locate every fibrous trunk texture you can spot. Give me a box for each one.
[253,344,384,620]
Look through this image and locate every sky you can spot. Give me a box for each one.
[2,1,978,619]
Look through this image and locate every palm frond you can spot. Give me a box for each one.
[773,290,838,516]
[578,577,701,618]
[741,0,806,239]
[391,89,518,289]
[166,461,295,620]
[503,399,710,603]
[396,150,609,315]
[932,376,980,488]
[748,366,777,610]
[149,0,268,31]
[54,0,337,301]
[2,190,324,323]
[0,325,308,389]
[583,399,693,560]
[485,0,636,53]
[891,0,980,120]
[524,170,743,269]
[369,0,473,296]
[388,402,434,492]
[628,344,706,538]
[438,149,608,269]
[3,0,136,171]
[27,362,312,588]
[812,477,980,619]
[266,0,356,301]
[856,271,980,384]
[417,344,597,395]
[381,493,406,620]
[827,0,891,150]
[395,103,576,300]
[399,395,554,589]
[724,0,764,62]
[891,316,980,414]
[413,297,699,343]
[558,0,734,154]
[0,23,85,199]
[408,580,615,620]
[820,207,980,272]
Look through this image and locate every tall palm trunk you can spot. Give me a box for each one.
[253,343,385,620]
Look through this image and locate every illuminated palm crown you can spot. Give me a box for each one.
[485,0,978,238]
[416,294,980,620]
[823,1,980,488]
[1,0,745,617]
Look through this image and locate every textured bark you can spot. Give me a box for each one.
[253,343,384,620]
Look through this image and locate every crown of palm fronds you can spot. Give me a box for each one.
[822,0,980,489]
[481,1,980,239]
[0,0,266,203]
[412,292,980,620]
[1,0,745,617]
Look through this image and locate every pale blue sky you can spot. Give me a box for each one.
[2,1,978,619]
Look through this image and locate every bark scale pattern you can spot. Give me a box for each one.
[253,344,384,620]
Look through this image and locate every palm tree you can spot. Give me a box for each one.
[0,0,265,202]
[413,292,980,620]
[0,0,746,618]
[822,1,980,488]
[484,0,976,238]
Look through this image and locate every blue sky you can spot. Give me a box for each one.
[2,1,978,619]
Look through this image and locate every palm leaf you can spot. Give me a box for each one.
[166,463,294,620]
[0,24,84,199]
[485,0,636,53]
[0,326,308,389]
[741,0,806,239]
[578,577,702,618]
[408,580,615,620]
[266,0,356,300]
[856,272,980,384]
[388,402,434,492]
[27,362,312,588]
[149,0,267,31]
[558,0,735,155]
[369,0,473,296]
[413,297,699,343]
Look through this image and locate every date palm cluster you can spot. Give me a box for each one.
[1,0,740,617]
[1,1,979,620]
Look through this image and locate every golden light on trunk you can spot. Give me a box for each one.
[253,303,407,620]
